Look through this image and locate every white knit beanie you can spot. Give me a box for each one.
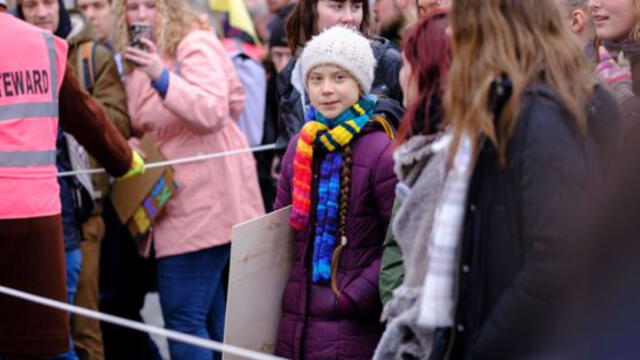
[299,26,376,94]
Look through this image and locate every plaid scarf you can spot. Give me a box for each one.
[417,134,473,327]
[290,95,376,283]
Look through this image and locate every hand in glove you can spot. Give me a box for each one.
[117,150,145,181]
[596,46,634,101]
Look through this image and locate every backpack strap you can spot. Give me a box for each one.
[76,41,97,93]
[90,41,98,83]
[369,114,396,140]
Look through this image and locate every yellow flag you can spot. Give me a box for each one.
[209,0,261,45]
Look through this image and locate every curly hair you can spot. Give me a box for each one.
[112,0,207,58]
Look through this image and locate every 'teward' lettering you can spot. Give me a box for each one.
[0,69,50,98]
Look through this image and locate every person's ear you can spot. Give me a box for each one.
[572,9,586,34]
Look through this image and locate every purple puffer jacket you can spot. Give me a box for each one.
[274,125,397,360]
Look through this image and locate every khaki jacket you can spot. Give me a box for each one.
[67,26,131,208]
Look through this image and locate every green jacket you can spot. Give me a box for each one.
[379,198,405,306]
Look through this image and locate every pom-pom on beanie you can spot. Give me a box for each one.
[299,26,376,94]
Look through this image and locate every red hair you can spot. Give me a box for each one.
[396,10,451,144]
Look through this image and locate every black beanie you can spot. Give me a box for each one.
[269,17,287,48]
[268,4,293,48]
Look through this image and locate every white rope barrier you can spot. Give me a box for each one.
[0,285,283,360]
[46,145,282,357]
[58,143,278,178]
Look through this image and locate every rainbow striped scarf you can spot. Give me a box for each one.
[290,95,377,284]
[290,95,376,232]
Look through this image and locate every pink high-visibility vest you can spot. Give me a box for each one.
[0,13,68,219]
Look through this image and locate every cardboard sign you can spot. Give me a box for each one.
[109,134,176,254]
[223,206,294,360]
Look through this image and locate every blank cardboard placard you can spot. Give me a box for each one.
[223,206,293,360]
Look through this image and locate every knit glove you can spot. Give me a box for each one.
[117,150,145,181]
[596,46,635,101]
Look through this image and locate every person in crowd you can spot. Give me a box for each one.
[274,26,401,359]
[416,0,450,18]
[112,0,265,357]
[374,11,451,360]
[525,124,640,359]
[439,0,619,358]
[268,0,295,15]
[258,7,292,212]
[99,181,161,360]
[77,0,128,77]
[65,12,130,360]
[217,1,270,211]
[373,0,417,47]
[276,0,404,150]
[72,0,160,357]
[268,10,292,74]
[557,0,596,53]
[32,2,131,359]
[589,0,640,142]
[16,1,130,359]
[14,6,84,356]
[266,0,295,34]
[0,10,141,359]
[244,0,272,42]
[267,0,293,74]
[0,0,5,11]
[221,28,267,150]
[77,0,114,45]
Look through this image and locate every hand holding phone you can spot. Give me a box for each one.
[129,23,152,51]
[123,33,164,81]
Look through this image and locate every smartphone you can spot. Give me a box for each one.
[129,23,152,51]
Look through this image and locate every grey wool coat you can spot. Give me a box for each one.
[374,133,449,360]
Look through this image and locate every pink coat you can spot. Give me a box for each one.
[125,29,265,258]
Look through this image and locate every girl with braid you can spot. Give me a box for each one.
[274,26,400,360]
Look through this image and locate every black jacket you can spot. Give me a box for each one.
[275,36,403,150]
[448,85,620,359]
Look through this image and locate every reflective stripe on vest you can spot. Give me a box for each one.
[0,102,58,121]
[0,150,56,167]
[44,32,60,102]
